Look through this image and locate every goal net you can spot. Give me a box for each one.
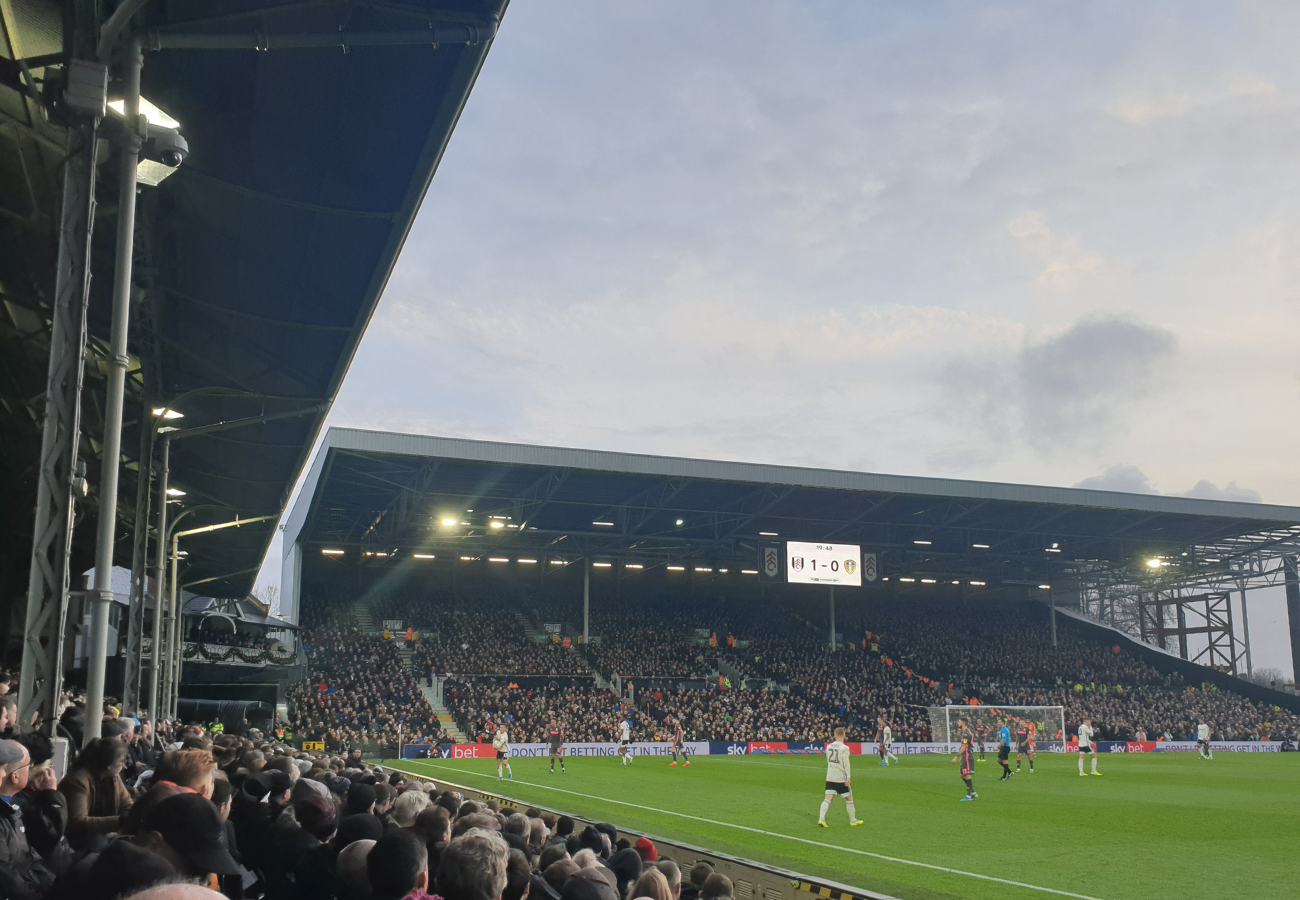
[926,705,1065,751]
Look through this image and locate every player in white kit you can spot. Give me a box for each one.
[818,727,864,828]
[1197,721,1213,759]
[493,726,513,780]
[618,718,633,765]
[876,717,898,766]
[1077,718,1100,776]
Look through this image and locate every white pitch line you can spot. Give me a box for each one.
[409,761,1108,900]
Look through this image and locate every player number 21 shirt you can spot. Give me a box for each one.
[825,740,852,783]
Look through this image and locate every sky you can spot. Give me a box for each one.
[257,1,1300,678]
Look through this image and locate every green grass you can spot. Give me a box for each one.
[385,752,1300,900]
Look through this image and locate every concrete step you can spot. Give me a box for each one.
[421,684,468,742]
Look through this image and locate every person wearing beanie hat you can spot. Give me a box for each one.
[635,836,658,863]
[608,847,643,898]
[335,812,385,849]
[346,782,377,816]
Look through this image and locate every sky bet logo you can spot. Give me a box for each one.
[725,743,747,755]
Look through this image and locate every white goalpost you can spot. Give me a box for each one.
[926,705,1065,752]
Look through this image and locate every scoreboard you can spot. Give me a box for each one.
[785,541,863,586]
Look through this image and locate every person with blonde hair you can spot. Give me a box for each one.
[393,787,431,826]
[631,866,674,900]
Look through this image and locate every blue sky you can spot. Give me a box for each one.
[261,1,1300,677]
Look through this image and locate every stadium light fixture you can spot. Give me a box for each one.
[921,578,937,584]
[460,556,475,561]
[440,518,457,527]
[490,521,504,529]
[1146,558,1162,568]
[549,559,567,566]
[695,567,712,573]
[667,565,685,571]
[882,577,889,581]
[460,521,471,526]
[951,580,960,585]
[741,569,758,575]
[675,519,684,526]
[413,553,435,560]
[489,557,509,563]
[898,577,915,583]
[972,543,990,549]
[624,563,643,570]
[914,540,932,546]
[719,568,729,573]
[1038,584,1051,590]
[1045,547,1061,553]
[759,531,779,537]
[592,562,612,568]
[165,487,186,497]
[110,95,180,129]
[375,552,388,557]
[517,558,537,564]
[970,580,986,586]
[151,407,183,419]
[321,548,344,556]
[592,521,614,527]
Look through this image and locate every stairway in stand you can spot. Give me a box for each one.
[353,600,376,633]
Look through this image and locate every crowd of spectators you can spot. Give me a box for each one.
[441,681,636,744]
[288,630,445,750]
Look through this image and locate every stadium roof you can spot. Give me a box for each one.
[280,427,1300,619]
[2,0,507,603]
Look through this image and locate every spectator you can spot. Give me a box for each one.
[439,828,509,900]
[632,868,673,900]
[135,793,240,884]
[700,875,733,900]
[369,829,432,900]
[59,737,132,847]
[0,740,55,899]
[337,838,376,898]
[655,861,682,900]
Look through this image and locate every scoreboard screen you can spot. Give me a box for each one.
[785,541,862,586]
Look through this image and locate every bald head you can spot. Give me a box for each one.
[337,839,376,894]
[123,885,227,900]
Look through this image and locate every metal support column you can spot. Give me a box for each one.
[147,436,170,718]
[122,398,153,713]
[17,112,100,735]
[85,37,144,744]
[583,558,590,646]
[1283,557,1300,687]
[828,586,836,652]
[1240,588,1253,681]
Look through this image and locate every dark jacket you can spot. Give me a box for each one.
[0,797,56,900]
[14,787,67,858]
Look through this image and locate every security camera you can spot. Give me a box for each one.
[145,127,189,168]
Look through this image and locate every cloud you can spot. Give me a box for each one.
[1018,315,1176,446]
[1007,211,1103,289]
[1074,466,1262,502]
[945,314,1177,454]
[1106,77,1278,124]
[1074,464,1156,494]
[1180,480,1262,503]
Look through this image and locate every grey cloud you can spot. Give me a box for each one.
[1073,466,1262,502]
[1073,464,1156,494]
[1019,315,1176,448]
[1180,480,1262,503]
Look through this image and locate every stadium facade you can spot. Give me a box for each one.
[282,426,1300,683]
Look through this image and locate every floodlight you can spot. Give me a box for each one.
[109,96,180,129]
[741,569,758,575]
[921,578,936,584]
[321,549,344,556]
[592,521,614,527]
[440,518,457,527]
[1038,584,1051,590]
[489,557,508,563]
[899,577,916,583]
[625,564,643,570]
[970,580,986,586]
[667,565,685,571]
[914,540,931,546]
[759,531,778,537]
[413,553,435,559]
[695,567,712,573]
[490,521,504,529]
[592,562,612,568]
[165,487,186,497]
[518,558,537,564]
[675,519,684,526]
[1146,558,1162,568]
[151,407,184,419]
[972,543,990,549]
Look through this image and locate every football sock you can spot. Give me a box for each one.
[1091,757,1098,774]
[963,777,974,795]
[818,800,830,823]
[846,801,857,822]
[1078,756,1084,774]
[1000,763,1010,778]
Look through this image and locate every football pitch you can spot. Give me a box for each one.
[387,751,1299,900]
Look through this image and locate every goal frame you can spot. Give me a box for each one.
[927,704,1065,751]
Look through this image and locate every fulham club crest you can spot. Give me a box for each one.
[791,557,804,572]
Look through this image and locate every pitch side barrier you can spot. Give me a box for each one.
[382,764,896,900]
[402,739,1284,758]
